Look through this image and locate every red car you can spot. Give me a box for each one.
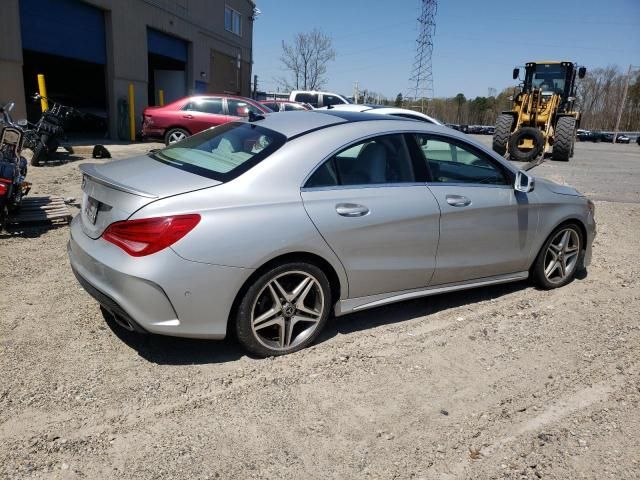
[142,94,272,145]
[259,100,312,112]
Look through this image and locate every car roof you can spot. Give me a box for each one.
[243,110,445,139]
[317,104,443,125]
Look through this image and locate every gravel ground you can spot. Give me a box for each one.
[1,140,639,479]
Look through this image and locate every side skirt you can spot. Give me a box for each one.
[334,271,530,316]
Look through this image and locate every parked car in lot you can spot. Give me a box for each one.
[69,110,595,357]
[141,95,272,145]
[289,90,350,108]
[319,103,443,124]
[602,132,630,144]
[576,130,603,142]
[259,100,312,112]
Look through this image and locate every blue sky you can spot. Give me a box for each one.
[251,0,640,99]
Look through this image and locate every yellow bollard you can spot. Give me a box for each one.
[128,83,135,141]
[158,89,165,106]
[37,74,49,112]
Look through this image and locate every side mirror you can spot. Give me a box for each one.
[512,68,520,80]
[515,170,535,193]
[578,67,586,79]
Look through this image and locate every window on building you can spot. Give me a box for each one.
[225,6,242,36]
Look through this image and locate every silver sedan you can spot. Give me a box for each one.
[68,110,595,356]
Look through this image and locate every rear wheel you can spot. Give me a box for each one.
[29,143,46,166]
[235,262,331,357]
[492,114,513,156]
[164,128,189,145]
[552,116,576,161]
[508,127,544,162]
[531,224,583,289]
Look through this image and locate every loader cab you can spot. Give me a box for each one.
[522,61,585,111]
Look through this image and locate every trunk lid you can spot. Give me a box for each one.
[79,155,221,239]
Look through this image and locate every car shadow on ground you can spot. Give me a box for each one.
[0,223,68,239]
[107,279,545,366]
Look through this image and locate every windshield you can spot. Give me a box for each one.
[527,64,567,93]
[151,122,286,182]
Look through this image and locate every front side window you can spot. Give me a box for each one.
[414,135,508,185]
[151,122,285,182]
[227,99,263,117]
[305,134,416,188]
[323,94,344,106]
[224,6,242,36]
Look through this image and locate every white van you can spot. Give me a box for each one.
[289,90,349,108]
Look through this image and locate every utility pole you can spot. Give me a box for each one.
[252,75,258,99]
[613,64,633,143]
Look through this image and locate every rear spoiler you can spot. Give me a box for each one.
[79,163,158,199]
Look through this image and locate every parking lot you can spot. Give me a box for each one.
[1,140,639,479]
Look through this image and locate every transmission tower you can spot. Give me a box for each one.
[406,0,437,112]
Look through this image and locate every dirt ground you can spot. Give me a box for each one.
[1,140,639,480]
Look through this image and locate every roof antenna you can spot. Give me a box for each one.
[248,111,265,122]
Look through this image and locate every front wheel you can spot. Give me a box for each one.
[234,262,332,357]
[531,224,583,289]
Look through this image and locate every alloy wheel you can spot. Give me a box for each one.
[250,270,325,351]
[168,131,187,143]
[543,228,580,284]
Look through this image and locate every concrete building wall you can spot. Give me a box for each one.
[0,0,254,139]
[0,0,27,120]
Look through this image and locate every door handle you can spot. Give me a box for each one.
[336,203,369,217]
[446,194,471,207]
[183,114,194,119]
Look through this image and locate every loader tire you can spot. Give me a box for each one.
[508,127,544,162]
[552,116,576,162]
[492,114,513,156]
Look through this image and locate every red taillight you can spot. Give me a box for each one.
[102,214,200,257]
[0,183,7,196]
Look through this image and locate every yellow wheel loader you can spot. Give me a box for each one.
[493,61,586,162]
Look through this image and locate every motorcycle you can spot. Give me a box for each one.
[0,102,31,230]
[25,93,76,166]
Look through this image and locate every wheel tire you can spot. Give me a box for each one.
[30,144,46,166]
[164,128,189,146]
[235,262,332,357]
[552,116,576,161]
[508,127,544,162]
[531,223,583,290]
[492,114,514,156]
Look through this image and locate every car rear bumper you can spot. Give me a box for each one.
[67,215,253,339]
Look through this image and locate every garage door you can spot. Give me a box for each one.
[20,0,106,64]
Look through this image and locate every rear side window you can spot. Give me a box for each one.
[151,122,286,182]
[262,102,279,111]
[184,98,224,114]
[284,103,306,111]
[305,134,416,188]
[294,93,319,107]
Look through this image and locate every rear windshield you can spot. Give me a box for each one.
[150,122,286,182]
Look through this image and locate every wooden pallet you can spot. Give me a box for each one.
[9,196,72,225]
